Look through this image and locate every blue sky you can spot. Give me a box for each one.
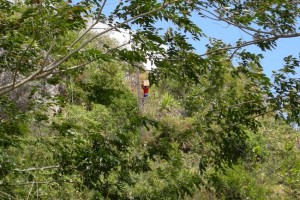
[195,16,300,78]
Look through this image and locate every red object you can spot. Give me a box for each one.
[142,86,149,97]
[143,87,149,94]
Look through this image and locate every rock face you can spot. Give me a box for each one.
[1,71,65,114]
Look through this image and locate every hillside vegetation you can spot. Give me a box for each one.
[1,0,300,199]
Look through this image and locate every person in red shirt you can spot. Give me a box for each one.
[141,84,149,97]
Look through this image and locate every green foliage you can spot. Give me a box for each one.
[0,0,87,74]
[160,92,178,111]
[0,96,28,195]
[271,54,300,124]
[205,118,300,200]
[0,0,300,199]
[48,61,202,199]
[210,164,271,200]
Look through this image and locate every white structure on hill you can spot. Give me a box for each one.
[90,22,156,71]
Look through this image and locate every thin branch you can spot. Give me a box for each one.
[49,3,167,71]
[0,3,166,96]
[228,47,241,60]
[18,39,132,80]
[204,31,299,58]
[0,36,57,95]
[0,67,43,95]
[6,180,73,186]
[193,7,299,58]
[41,36,57,69]
[68,0,108,49]
[26,182,34,200]
[199,33,298,57]
[14,165,59,172]
[13,38,37,89]
[59,40,132,72]
[207,95,284,113]
[104,40,131,54]
[0,1,182,97]
[198,7,276,36]
[0,191,16,199]
[204,12,254,37]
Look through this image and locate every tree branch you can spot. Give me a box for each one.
[0,3,167,96]
[0,190,16,199]
[50,3,167,71]
[198,7,276,36]
[68,0,109,49]
[200,32,300,57]
[41,36,57,68]
[26,182,34,200]
[105,40,131,54]
[5,180,73,186]
[0,36,57,95]
[14,165,59,172]
[13,38,37,90]
[228,46,241,60]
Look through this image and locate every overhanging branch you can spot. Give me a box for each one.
[200,32,300,57]
[68,0,109,49]
[0,3,167,96]
[14,165,59,172]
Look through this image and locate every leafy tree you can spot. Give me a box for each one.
[0,0,299,95]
